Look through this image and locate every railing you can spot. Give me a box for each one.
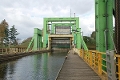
[83,50,107,79]
[75,49,120,80]
[116,55,120,80]
[0,47,26,54]
[26,48,48,52]
[0,47,49,54]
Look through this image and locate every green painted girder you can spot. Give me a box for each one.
[44,17,79,22]
[43,17,80,48]
[52,23,75,26]
[95,0,114,52]
[26,38,34,51]
[43,17,88,50]
[95,0,114,72]
[27,28,42,51]
[81,36,88,51]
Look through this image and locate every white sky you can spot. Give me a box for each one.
[0,0,95,41]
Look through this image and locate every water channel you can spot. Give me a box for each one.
[0,51,67,80]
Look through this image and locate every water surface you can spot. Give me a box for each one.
[0,52,67,80]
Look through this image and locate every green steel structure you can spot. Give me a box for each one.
[51,23,76,44]
[25,0,120,79]
[43,17,81,49]
[27,17,88,50]
[95,0,114,73]
[50,23,88,50]
[95,0,114,52]
[27,28,42,51]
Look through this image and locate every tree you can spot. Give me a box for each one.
[83,36,91,45]
[83,31,96,50]
[91,31,96,39]
[9,25,19,45]
[0,19,8,46]
[3,27,9,46]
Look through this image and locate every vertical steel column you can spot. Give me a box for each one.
[33,28,38,50]
[115,1,120,79]
[81,36,88,51]
[51,24,55,34]
[95,0,106,51]
[72,25,76,45]
[33,28,42,50]
[74,33,76,45]
[76,28,81,49]
[107,0,114,50]
[43,19,47,48]
[95,0,113,73]
[95,0,113,52]
[76,18,81,49]
[40,36,42,48]
[115,0,120,54]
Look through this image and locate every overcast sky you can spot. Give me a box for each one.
[0,0,95,41]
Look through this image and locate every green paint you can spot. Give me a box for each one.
[95,0,113,52]
[76,28,81,49]
[51,24,54,34]
[42,17,88,50]
[43,17,77,48]
[27,28,42,51]
[81,36,88,51]
[43,19,47,48]
[95,0,114,72]
[27,17,88,51]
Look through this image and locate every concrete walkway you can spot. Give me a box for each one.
[56,50,101,80]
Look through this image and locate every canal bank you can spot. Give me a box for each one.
[0,50,51,63]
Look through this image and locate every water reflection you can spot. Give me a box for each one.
[42,53,48,80]
[0,52,67,80]
[0,62,7,79]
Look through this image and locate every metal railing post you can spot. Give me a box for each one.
[117,56,120,80]
[106,50,116,80]
[98,52,102,75]
[89,51,92,66]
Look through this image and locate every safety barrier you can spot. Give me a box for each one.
[77,49,120,80]
[0,48,48,54]
[0,48,26,54]
[116,55,120,80]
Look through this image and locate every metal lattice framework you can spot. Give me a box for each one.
[27,28,42,51]
[43,17,81,49]
[95,0,114,52]
[27,17,88,51]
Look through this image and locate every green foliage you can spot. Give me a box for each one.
[83,31,96,50]
[9,25,19,45]
[0,19,8,37]
[20,37,32,47]
[0,19,19,48]
[91,31,96,39]
[0,19,9,47]
[3,27,9,46]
